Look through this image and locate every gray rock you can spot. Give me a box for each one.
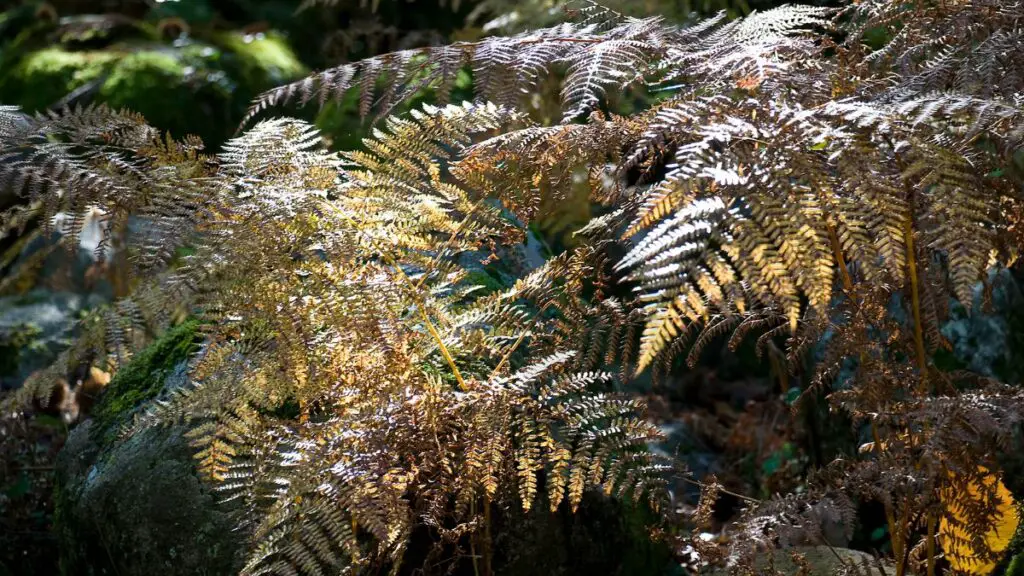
[52,322,242,576]
[0,209,114,389]
[54,420,241,576]
[0,290,107,389]
[703,546,895,575]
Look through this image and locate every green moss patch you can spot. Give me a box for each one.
[0,32,305,148]
[463,269,507,296]
[2,48,117,112]
[90,319,199,440]
[214,31,306,87]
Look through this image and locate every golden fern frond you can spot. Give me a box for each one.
[472,351,667,512]
[73,110,674,576]
[455,114,642,224]
[334,102,529,269]
[9,1,1024,573]
[905,142,999,311]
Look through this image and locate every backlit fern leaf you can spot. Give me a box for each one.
[242,5,829,128]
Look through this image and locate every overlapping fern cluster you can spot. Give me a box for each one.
[3,0,1024,573]
[0,99,670,573]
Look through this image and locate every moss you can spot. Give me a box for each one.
[464,269,508,296]
[999,517,1024,576]
[100,50,186,95]
[213,31,306,87]
[90,319,199,441]
[0,48,117,112]
[97,45,239,145]
[53,319,241,576]
[0,44,230,144]
[0,31,304,148]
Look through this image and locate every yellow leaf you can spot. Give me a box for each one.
[939,467,1019,575]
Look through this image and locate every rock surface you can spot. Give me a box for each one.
[53,321,242,576]
[0,211,111,391]
[705,546,895,576]
[54,420,241,576]
[489,491,676,576]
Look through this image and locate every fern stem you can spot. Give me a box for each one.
[488,302,555,380]
[483,495,493,576]
[827,223,854,294]
[681,476,758,504]
[898,504,913,576]
[873,421,906,576]
[903,216,928,381]
[513,37,604,45]
[420,307,468,390]
[926,513,937,576]
[490,330,527,380]
[767,348,788,392]
[413,203,481,292]
[470,499,481,576]
[885,504,902,576]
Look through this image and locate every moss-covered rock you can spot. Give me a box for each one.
[1,48,116,110]
[0,30,305,148]
[54,421,241,576]
[53,321,242,576]
[212,31,307,88]
[88,319,200,441]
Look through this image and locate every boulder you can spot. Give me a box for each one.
[53,321,242,576]
[489,491,677,576]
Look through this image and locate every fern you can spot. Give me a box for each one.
[241,5,829,126]
[17,103,667,574]
[5,0,1024,574]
